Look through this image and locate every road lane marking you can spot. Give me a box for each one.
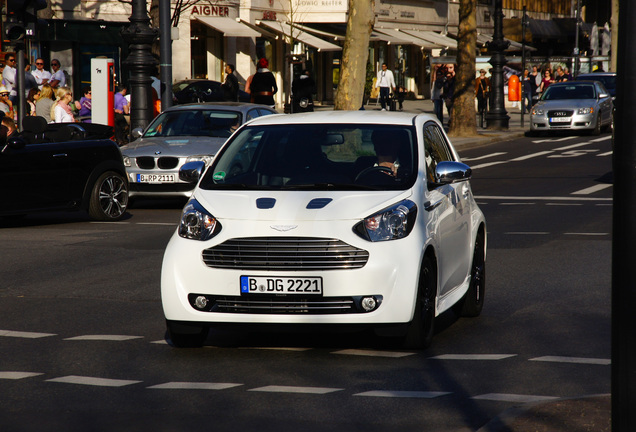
[510,151,554,161]
[0,330,56,339]
[530,356,611,365]
[504,232,549,235]
[597,151,612,157]
[242,347,312,351]
[470,161,507,169]
[0,372,44,379]
[148,382,243,390]
[472,393,560,403]
[500,202,535,206]
[64,335,144,341]
[333,349,415,358]
[564,232,609,236]
[571,184,613,195]
[429,354,517,361]
[532,136,577,144]
[461,152,507,161]
[47,375,142,387]
[354,390,451,398]
[546,203,583,206]
[249,385,343,394]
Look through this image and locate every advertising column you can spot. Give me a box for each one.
[91,58,115,126]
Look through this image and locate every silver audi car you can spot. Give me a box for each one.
[530,81,613,135]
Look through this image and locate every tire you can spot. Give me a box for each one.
[166,321,209,348]
[88,171,129,221]
[456,232,486,317]
[402,256,437,349]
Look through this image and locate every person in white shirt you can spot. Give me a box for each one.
[375,63,396,111]
[2,54,17,104]
[31,58,51,89]
[49,59,66,89]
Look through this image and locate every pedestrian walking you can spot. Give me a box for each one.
[431,68,445,123]
[291,69,316,113]
[474,69,490,117]
[221,63,239,102]
[443,67,456,126]
[250,58,277,108]
[521,68,536,113]
[375,63,395,111]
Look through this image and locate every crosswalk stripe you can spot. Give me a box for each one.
[571,183,613,195]
[0,330,56,339]
[248,385,343,394]
[530,356,611,365]
[148,382,243,390]
[429,354,516,361]
[333,349,415,358]
[354,390,451,398]
[47,375,142,387]
[64,335,144,341]
[0,372,44,379]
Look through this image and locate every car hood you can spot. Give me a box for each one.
[194,189,413,222]
[534,99,598,110]
[120,136,226,157]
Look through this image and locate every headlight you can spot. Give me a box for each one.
[577,107,594,114]
[354,200,417,242]
[122,156,132,167]
[186,155,214,166]
[178,199,222,241]
[532,108,544,115]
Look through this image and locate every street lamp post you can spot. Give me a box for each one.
[520,6,528,129]
[121,0,158,134]
[485,0,510,130]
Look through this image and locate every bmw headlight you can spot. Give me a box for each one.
[186,155,214,166]
[178,199,221,241]
[122,156,132,167]
[577,107,594,114]
[354,200,417,242]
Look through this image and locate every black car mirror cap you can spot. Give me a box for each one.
[131,128,144,140]
[179,161,206,184]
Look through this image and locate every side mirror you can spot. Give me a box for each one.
[131,128,144,140]
[6,135,26,150]
[433,161,472,185]
[599,93,610,99]
[179,161,206,184]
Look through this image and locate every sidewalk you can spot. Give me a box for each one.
[319,98,611,432]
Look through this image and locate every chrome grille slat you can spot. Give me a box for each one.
[202,237,369,271]
[212,296,357,314]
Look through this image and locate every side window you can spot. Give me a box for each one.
[423,123,453,185]
[246,109,260,121]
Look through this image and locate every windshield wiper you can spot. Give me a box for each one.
[281,183,377,191]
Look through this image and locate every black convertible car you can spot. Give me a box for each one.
[0,117,129,221]
[172,80,250,105]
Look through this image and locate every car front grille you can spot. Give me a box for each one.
[547,110,574,118]
[203,296,357,314]
[135,156,180,170]
[202,237,369,271]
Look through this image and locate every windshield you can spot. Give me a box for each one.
[580,76,615,93]
[199,124,418,191]
[143,110,241,138]
[172,82,192,92]
[542,84,596,100]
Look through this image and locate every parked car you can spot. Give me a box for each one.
[0,118,129,221]
[120,102,277,199]
[575,72,616,99]
[161,111,487,348]
[530,81,613,135]
[172,80,250,105]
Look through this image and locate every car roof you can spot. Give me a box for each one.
[245,111,435,126]
[577,72,616,77]
[548,81,596,87]
[162,102,275,113]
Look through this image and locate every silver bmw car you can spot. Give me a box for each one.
[530,81,613,135]
[121,102,277,199]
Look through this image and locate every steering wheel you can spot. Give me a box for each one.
[355,165,394,182]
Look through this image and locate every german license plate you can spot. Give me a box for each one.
[549,117,571,123]
[240,276,323,295]
[137,173,175,183]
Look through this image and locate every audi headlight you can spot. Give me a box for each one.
[122,156,132,167]
[577,107,594,115]
[354,200,417,242]
[186,155,214,166]
[532,108,544,115]
[178,199,221,241]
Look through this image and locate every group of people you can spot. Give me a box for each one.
[521,64,573,112]
[431,64,456,125]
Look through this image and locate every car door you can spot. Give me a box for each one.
[422,123,472,297]
[595,82,612,124]
[0,140,71,213]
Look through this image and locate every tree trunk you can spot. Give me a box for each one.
[334,0,375,111]
[449,0,477,137]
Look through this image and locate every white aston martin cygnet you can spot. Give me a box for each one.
[161,111,486,348]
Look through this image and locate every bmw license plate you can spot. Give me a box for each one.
[137,174,175,183]
[240,276,323,295]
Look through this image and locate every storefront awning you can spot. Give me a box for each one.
[402,30,458,50]
[476,34,537,52]
[196,16,261,38]
[373,29,440,48]
[258,21,342,51]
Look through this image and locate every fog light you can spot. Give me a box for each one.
[361,297,377,312]
[194,296,209,310]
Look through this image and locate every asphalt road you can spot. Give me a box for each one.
[0,131,612,432]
